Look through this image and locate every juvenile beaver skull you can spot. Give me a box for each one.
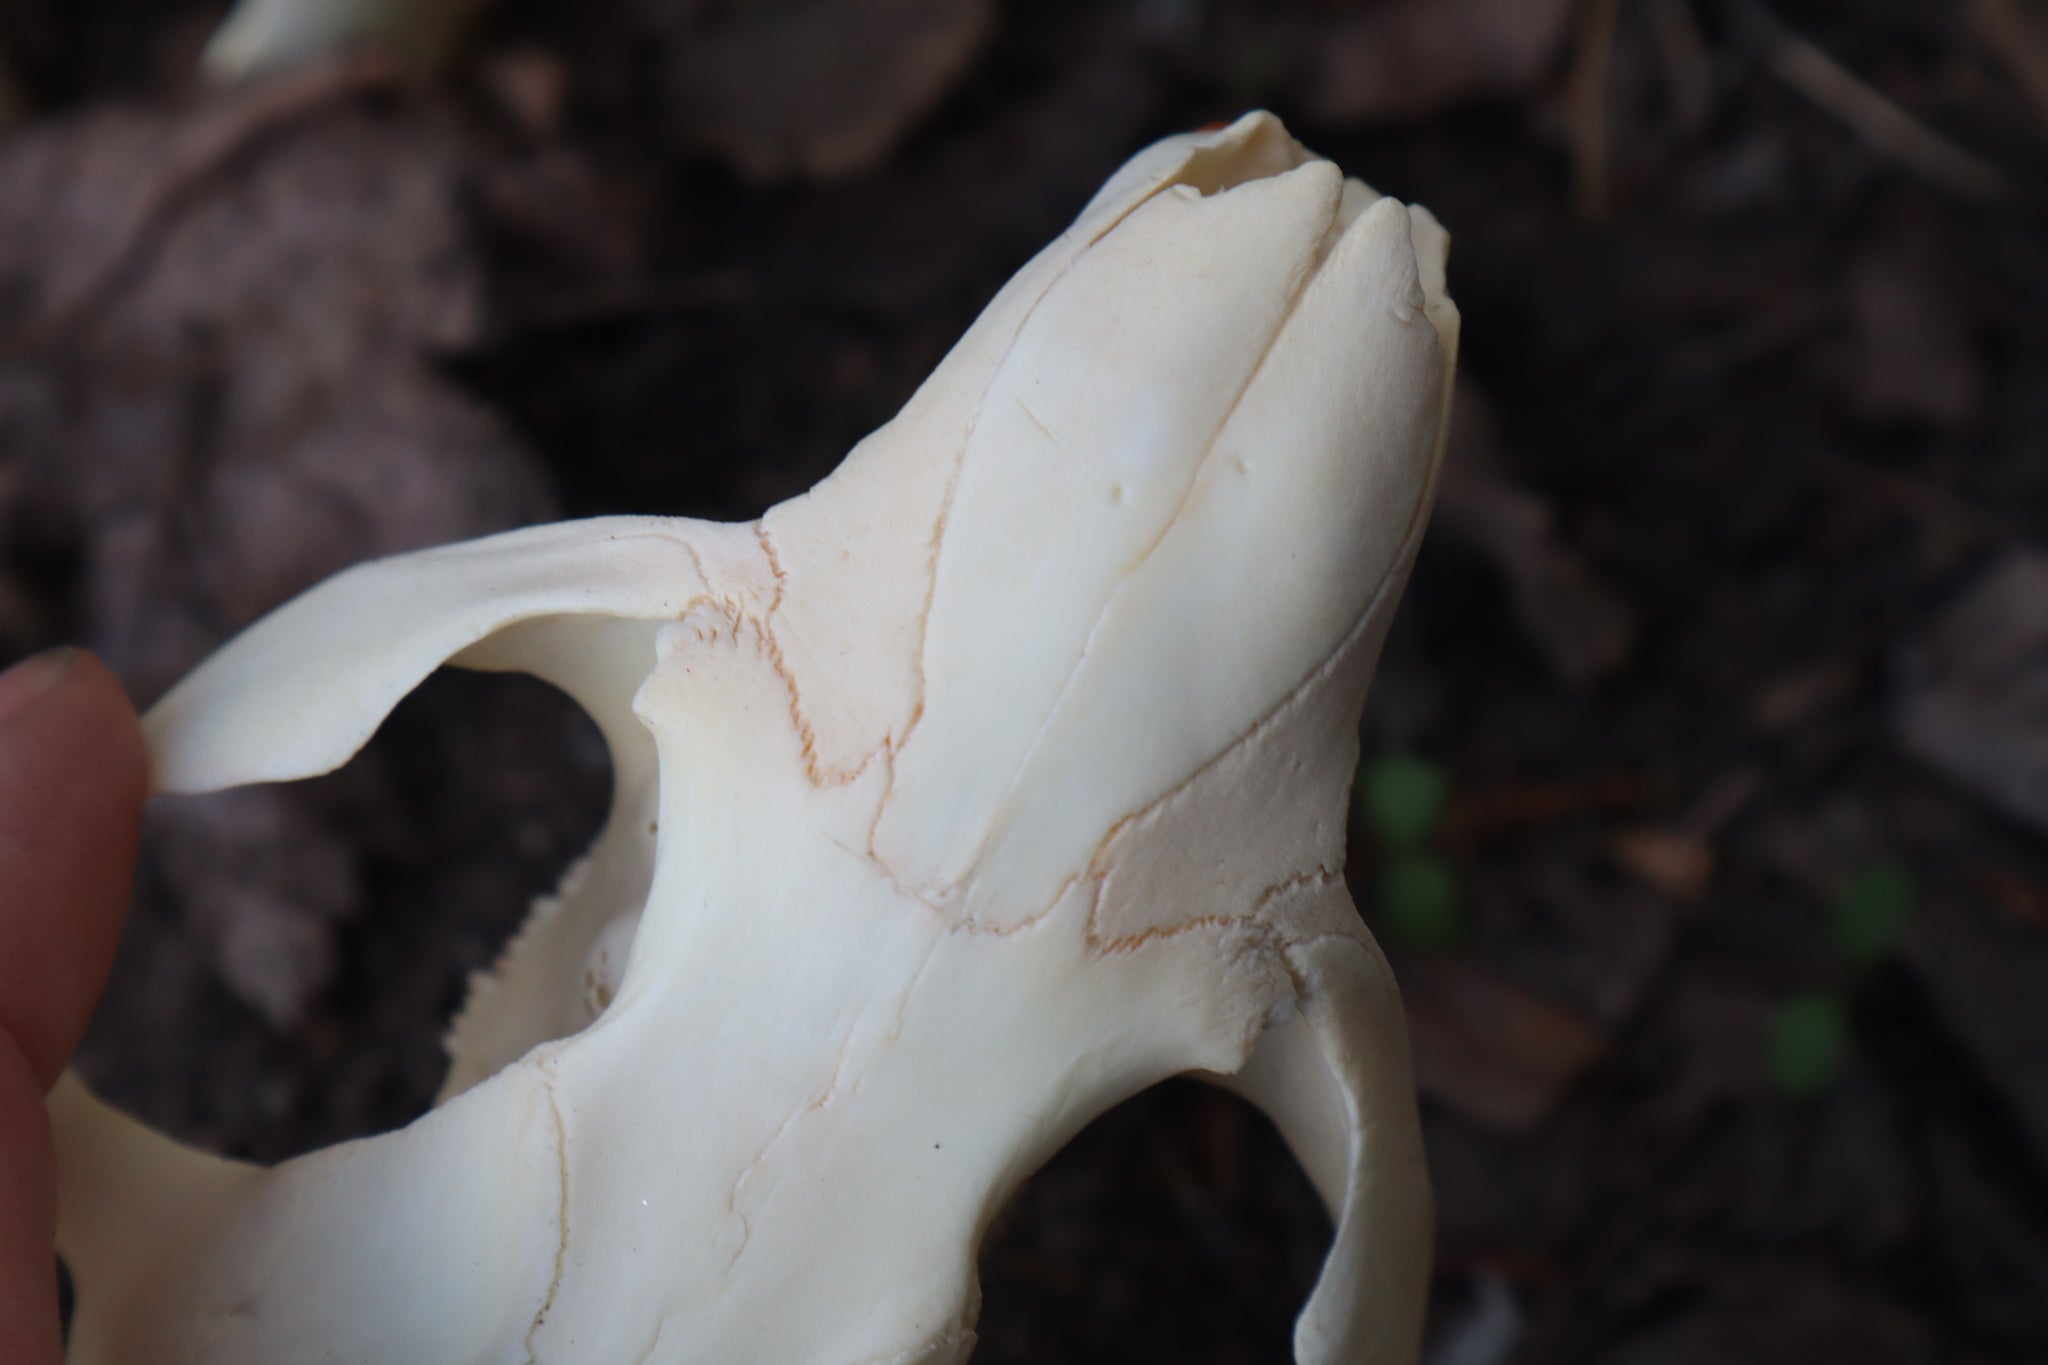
[54,111,1458,1365]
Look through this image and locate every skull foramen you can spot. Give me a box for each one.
[54,112,1458,1365]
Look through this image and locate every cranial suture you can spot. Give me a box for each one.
[54,111,1460,1365]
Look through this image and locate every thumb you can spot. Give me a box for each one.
[0,649,147,1364]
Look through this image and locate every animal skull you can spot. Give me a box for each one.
[54,111,1458,1365]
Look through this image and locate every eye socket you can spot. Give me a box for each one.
[973,1078,1330,1364]
[73,666,612,1163]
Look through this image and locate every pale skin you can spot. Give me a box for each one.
[0,650,147,1365]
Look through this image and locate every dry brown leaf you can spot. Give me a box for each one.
[0,83,551,698]
[479,45,571,138]
[1438,388,1635,685]
[1843,253,1983,427]
[1482,858,1679,1026]
[666,0,995,180]
[1404,956,1608,1132]
[0,81,553,1024]
[1606,827,1716,901]
[1752,660,1856,731]
[1894,549,2048,836]
[1967,0,2048,130]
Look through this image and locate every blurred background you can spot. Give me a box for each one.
[3,0,2047,1360]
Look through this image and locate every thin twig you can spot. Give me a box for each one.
[1569,0,1625,220]
[1734,0,2010,200]
[1646,0,1714,135]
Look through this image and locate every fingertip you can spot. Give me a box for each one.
[0,648,148,1088]
[56,651,149,810]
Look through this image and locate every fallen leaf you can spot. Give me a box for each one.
[1841,252,1983,427]
[1752,660,1856,731]
[0,82,552,699]
[1965,0,2048,132]
[664,0,995,180]
[1607,827,1716,901]
[0,81,553,1022]
[1404,955,1608,1132]
[478,45,571,138]
[1437,388,1635,686]
[1893,549,2048,836]
[1483,857,1678,1025]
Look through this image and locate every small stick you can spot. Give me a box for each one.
[1569,0,1625,220]
[1735,0,2010,200]
[1646,0,1714,134]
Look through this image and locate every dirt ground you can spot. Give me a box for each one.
[4,1,2048,1361]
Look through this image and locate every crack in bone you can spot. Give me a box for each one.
[627,1318,667,1365]
[869,168,1209,865]
[1085,865,1345,955]
[200,1176,307,1326]
[939,426,1427,941]
[911,241,1324,914]
[1067,501,1432,950]
[1010,388,1060,445]
[721,1028,864,1274]
[523,1058,572,1363]
[753,521,893,790]
[1254,865,1346,909]
[841,1323,977,1365]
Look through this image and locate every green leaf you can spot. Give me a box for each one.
[1377,850,1464,951]
[1833,862,1914,966]
[1768,993,1846,1097]
[1357,754,1450,849]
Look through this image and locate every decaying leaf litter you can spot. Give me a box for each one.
[3,0,2047,1361]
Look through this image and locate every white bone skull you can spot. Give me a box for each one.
[53,111,1458,1365]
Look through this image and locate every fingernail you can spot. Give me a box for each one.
[0,646,79,722]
